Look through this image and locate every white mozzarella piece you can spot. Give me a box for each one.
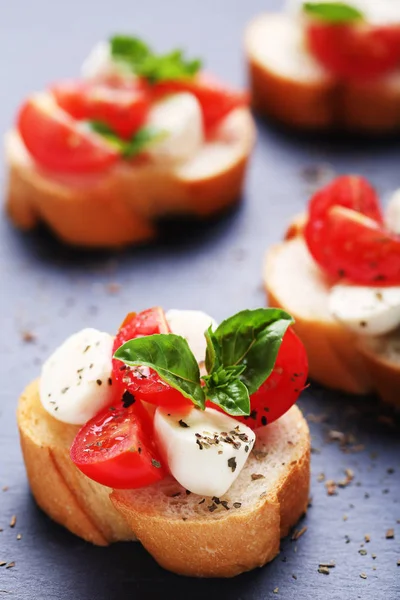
[165,309,218,363]
[287,0,400,24]
[154,406,255,497]
[385,189,400,234]
[146,93,204,164]
[40,328,114,425]
[329,284,400,336]
[81,41,135,81]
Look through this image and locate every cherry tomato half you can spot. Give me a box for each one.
[70,400,166,489]
[52,80,150,139]
[17,94,119,173]
[305,176,400,285]
[238,328,308,430]
[307,175,383,225]
[208,328,308,430]
[112,308,192,411]
[153,72,249,133]
[306,23,400,81]
[308,205,400,285]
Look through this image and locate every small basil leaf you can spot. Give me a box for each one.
[87,121,165,158]
[114,334,205,409]
[206,379,250,417]
[110,35,151,68]
[303,2,364,23]
[205,325,221,373]
[109,34,202,83]
[122,126,167,158]
[213,308,293,395]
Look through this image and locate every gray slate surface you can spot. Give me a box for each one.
[0,0,399,598]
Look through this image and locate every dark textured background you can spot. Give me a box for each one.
[0,1,399,598]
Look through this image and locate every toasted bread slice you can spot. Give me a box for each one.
[245,13,400,133]
[17,380,135,545]
[264,232,400,406]
[6,108,255,248]
[18,379,310,577]
[111,406,310,578]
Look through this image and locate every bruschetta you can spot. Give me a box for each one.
[18,307,310,577]
[264,175,400,406]
[245,1,400,132]
[6,36,255,248]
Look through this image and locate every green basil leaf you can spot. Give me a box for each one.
[88,121,165,158]
[303,2,364,23]
[206,378,250,417]
[122,126,167,158]
[110,35,151,66]
[109,34,202,83]
[114,334,205,409]
[204,325,221,373]
[213,308,293,395]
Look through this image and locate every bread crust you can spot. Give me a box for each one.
[6,108,255,248]
[245,13,400,133]
[17,380,135,544]
[111,405,310,578]
[264,224,400,406]
[18,379,310,577]
[248,57,336,130]
[357,341,400,407]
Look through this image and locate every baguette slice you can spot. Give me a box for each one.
[111,406,310,578]
[6,108,255,248]
[264,231,400,406]
[17,380,135,545]
[245,13,400,133]
[18,379,310,577]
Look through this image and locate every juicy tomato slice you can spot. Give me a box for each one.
[306,23,400,81]
[307,175,383,225]
[308,205,400,285]
[207,329,308,431]
[17,94,119,173]
[305,175,400,284]
[52,80,150,139]
[112,308,192,411]
[237,328,308,431]
[70,400,166,489]
[152,72,249,133]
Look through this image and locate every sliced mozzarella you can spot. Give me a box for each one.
[40,328,114,425]
[154,406,255,497]
[287,0,400,25]
[329,284,400,336]
[146,93,204,164]
[385,189,400,234]
[165,309,218,363]
[81,41,135,81]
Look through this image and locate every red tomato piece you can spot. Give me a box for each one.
[306,22,400,81]
[308,205,400,285]
[70,400,166,489]
[236,328,308,430]
[112,308,192,411]
[305,175,400,284]
[308,175,383,224]
[153,72,249,133]
[207,329,308,430]
[17,94,119,173]
[52,80,150,139]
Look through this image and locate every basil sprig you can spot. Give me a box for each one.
[88,121,165,158]
[110,35,202,84]
[114,308,293,417]
[303,2,364,23]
